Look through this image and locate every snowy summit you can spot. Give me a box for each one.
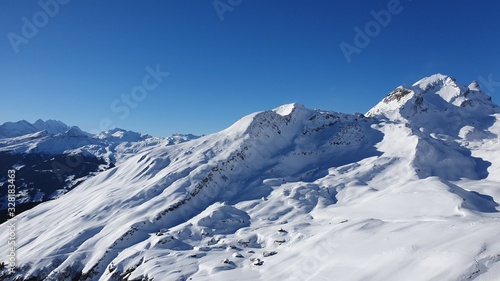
[367,73,496,121]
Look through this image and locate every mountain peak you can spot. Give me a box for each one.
[33,119,70,134]
[366,74,498,120]
[96,128,148,141]
[0,119,70,139]
[63,126,90,137]
[412,73,458,89]
[468,80,481,91]
[273,103,305,116]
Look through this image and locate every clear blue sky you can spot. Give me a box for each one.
[2,0,500,137]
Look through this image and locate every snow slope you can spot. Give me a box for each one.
[0,121,199,215]
[1,74,500,281]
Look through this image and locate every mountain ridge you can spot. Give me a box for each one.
[0,121,200,219]
[1,74,500,280]
[0,119,70,139]
[367,73,498,121]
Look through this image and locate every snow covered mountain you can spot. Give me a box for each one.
[0,121,198,219]
[0,119,70,139]
[2,74,500,280]
[367,73,499,181]
[0,122,195,162]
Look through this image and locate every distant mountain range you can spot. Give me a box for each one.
[1,74,500,280]
[0,122,198,220]
[0,119,71,139]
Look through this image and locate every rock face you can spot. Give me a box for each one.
[1,74,500,281]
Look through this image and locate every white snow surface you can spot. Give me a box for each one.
[2,74,500,281]
[0,122,198,165]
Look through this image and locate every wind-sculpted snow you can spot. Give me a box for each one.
[2,75,500,280]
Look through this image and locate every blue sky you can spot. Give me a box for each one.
[1,0,500,137]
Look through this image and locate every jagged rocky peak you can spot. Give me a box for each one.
[0,119,70,139]
[366,74,498,120]
[32,119,69,133]
[377,74,459,107]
